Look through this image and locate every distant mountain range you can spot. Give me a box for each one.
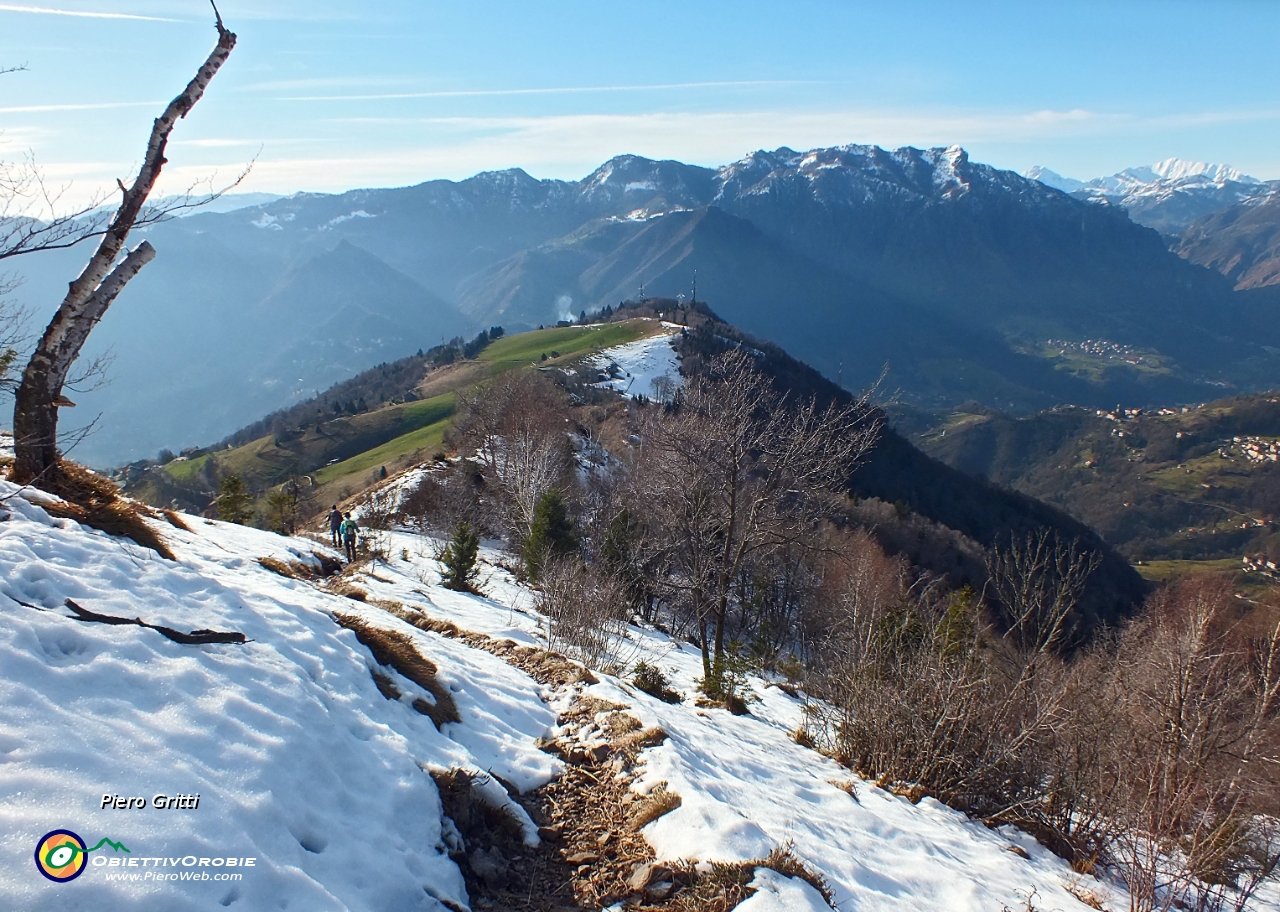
[1025,159,1280,289]
[1025,158,1268,234]
[11,144,1280,465]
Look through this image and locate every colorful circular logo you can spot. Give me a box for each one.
[34,829,87,883]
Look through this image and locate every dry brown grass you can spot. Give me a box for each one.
[891,783,928,804]
[161,509,191,531]
[258,555,339,580]
[375,599,599,687]
[1064,875,1109,910]
[758,845,834,905]
[600,710,642,738]
[371,670,401,701]
[334,614,460,728]
[258,556,301,578]
[827,778,859,801]
[611,725,668,757]
[627,784,683,832]
[36,460,175,560]
[329,580,369,601]
[791,726,816,748]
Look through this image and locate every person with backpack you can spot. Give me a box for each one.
[328,505,343,547]
[339,513,359,562]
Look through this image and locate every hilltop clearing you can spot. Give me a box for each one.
[123,319,666,514]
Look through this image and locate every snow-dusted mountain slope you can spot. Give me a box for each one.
[5,477,1272,910]
[1025,158,1267,233]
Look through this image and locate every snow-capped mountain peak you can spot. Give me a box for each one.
[1022,157,1268,232]
[1148,157,1256,184]
[1023,166,1085,193]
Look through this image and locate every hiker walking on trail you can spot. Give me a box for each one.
[328,505,343,547]
[339,513,359,562]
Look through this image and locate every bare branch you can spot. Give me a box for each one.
[10,12,237,485]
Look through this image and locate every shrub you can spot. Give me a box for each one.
[697,649,756,715]
[632,661,682,704]
[439,520,481,592]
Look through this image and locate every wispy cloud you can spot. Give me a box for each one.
[0,3,176,21]
[0,100,160,113]
[277,80,814,102]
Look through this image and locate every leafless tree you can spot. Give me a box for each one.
[450,370,573,539]
[8,8,237,487]
[536,557,632,671]
[1105,579,1280,912]
[987,529,1101,654]
[637,348,880,690]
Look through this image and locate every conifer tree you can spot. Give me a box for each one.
[523,488,577,580]
[264,478,299,534]
[216,474,253,525]
[440,520,481,592]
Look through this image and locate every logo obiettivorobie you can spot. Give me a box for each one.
[34,829,129,883]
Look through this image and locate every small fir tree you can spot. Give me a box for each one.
[440,520,481,592]
[264,479,299,535]
[216,474,253,525]
[523,488,577,580]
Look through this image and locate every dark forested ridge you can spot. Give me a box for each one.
[673,316,1148,631]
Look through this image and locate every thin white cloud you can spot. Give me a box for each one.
[278,80,814,102]
[0,100,161,113]
[0,3,176,21]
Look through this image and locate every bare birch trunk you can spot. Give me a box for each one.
[10,11,236,486]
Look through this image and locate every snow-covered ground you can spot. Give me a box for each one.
[0,483,549,911]
[2,481,1277,911]
[588,327,682,400]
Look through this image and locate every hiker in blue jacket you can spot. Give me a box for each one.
[328,505,343,547]
[339,513,359,562]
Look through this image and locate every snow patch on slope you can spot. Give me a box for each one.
[588,328,682,400]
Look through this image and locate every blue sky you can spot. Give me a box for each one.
[2,0,1278,206]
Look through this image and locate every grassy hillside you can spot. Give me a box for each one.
[124,319,659,513]
[479,321,644,366]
